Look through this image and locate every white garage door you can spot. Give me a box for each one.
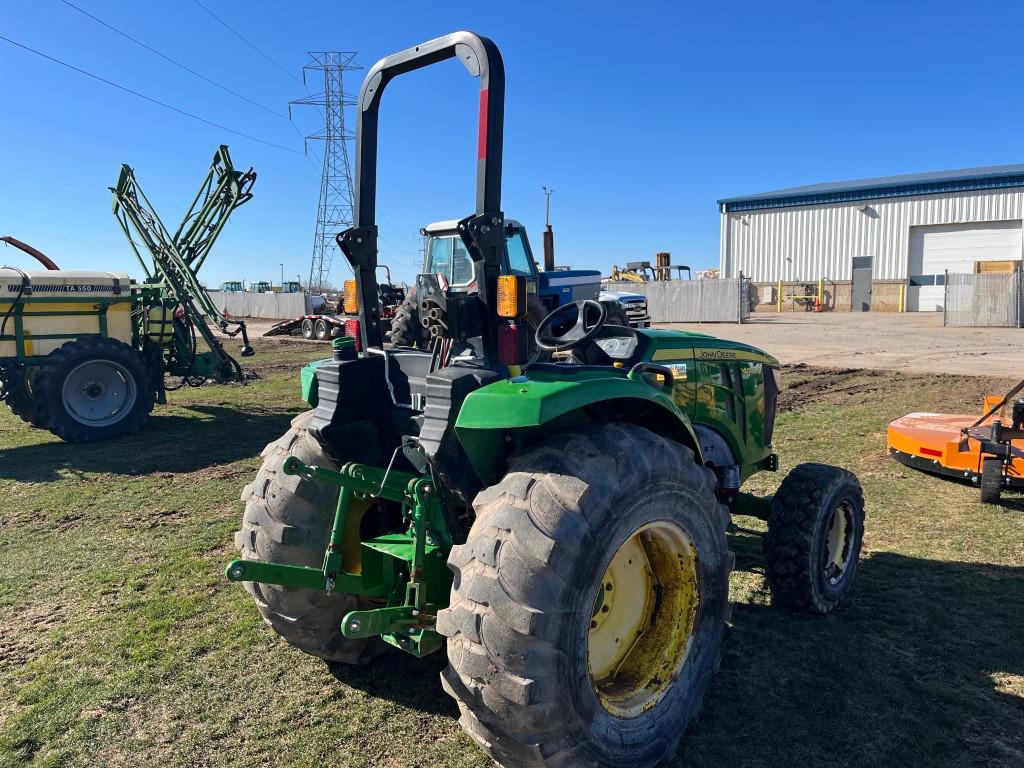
[907,220,1022,311]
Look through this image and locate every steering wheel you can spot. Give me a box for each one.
[534,300,607,352]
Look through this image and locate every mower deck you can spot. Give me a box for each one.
[887,411,1024,489]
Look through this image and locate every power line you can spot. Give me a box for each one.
[57,0,322,172]
[191,0,302,84]
[58,0,286,119]
[0,33,302,154]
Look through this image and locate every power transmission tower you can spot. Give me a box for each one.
[290,52,360,293]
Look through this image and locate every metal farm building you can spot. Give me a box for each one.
[719,165,1024,312]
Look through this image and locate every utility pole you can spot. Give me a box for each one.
[542,186,555,272]
[290,52,360,295]
[280,262,284,288]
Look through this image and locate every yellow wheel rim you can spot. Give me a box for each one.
[588,521,700,718]
[823,500,854,584]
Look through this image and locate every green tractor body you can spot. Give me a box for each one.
[228,31,864,768]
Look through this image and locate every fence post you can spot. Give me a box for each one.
[1015,272,1024,329]
[737,273,743,324]
[942,270,947,327]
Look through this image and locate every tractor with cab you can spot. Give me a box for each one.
[227,32,865,768]
[389,219,639,348]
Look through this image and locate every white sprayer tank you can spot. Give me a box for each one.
[0,269,134,358]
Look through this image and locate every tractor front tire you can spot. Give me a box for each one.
[764,463,865,614]
[437,423,731,768]
[234,411,388,664]
[980,457,1003,504]
[31,337,153,443]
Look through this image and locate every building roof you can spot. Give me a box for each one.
[719,164,1024,212]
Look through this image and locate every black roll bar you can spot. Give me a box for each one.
[337,31,505,351]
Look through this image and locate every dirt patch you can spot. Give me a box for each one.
[124,507,192,530]
[661,312,1024,378]
[0,603,67,667]
[184,462,254,484]
[778,363,1017,414]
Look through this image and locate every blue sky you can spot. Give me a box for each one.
[2,0,1023,288]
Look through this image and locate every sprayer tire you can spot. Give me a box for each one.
[2,366,43,426]
[437,423,731,768]
[31,337,153,443]
[234,411,388,664]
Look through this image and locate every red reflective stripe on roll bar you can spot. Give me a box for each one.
[477,88,488,160]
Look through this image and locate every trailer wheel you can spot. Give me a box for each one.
[301,318,315,339]
[234,411,388,664]
[764,463,864,614]
[31,337,154,443]
[1,366,44,426]
[980,457,1003,504]
[314,318,330,340]
[437,423,730,768]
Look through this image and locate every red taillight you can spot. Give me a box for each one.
[497,321,527,366]
[344,318,361,351]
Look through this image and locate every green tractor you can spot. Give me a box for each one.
[227,32,865,767]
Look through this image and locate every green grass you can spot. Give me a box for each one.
[1,346,1022,767]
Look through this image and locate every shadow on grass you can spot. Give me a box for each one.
[317,539,1023,766]
[677,542,1024,767]
[326,649,458,718]
[0,404,298,482]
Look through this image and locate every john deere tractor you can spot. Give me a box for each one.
[227,32,865,768]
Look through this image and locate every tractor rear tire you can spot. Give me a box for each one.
[980,457,1003,504]
[764,463,864,614]
[31,337,154,443]
[301,318,315,339]
[437,423,731,768]
[234,411,388,664]
[2,366,43,426]
[389,292,425,349]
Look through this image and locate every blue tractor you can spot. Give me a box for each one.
[390,219,643,346]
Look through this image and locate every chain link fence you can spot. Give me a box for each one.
[605,277,752,323]
[943,272,1023,327]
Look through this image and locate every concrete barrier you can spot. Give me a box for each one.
[205,291,309,319]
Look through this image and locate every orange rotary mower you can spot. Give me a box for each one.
[887,382,1024,504]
